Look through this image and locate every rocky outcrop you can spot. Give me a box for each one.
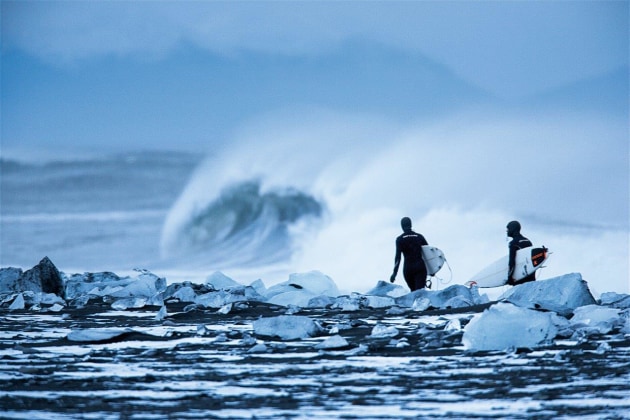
[0,257,64,297]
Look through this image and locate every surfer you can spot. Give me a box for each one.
[390,217,429,291]
[506,220,536,285]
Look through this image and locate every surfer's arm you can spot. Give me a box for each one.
[391,241,402,282]
[507,243,517,282]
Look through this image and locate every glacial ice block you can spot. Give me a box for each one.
[462,302,558,351]
[570,305,622,334]
[253,315,321,340]
[500,273,596,316]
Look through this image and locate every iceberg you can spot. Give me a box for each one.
[315,335,350,349]
[67,328,134,343]
[600,292,630,309]
[500,273,596,316]
[170,286,197,303]
[365,281,408,298]
[265,271,340,300]
[109,272,166,299]
[111,297,148,311]
[205,271,242,290]
[396,284,486,310]
[0,267,22,293]
[9,293,25,311]
[331,295,365,311]
[462,302,558,351]
[369,324,399,338]
[570,305,623,334]
[267,289,318,307]
[253,315,321,340]
[195,286,263,308]
[65,270,166,300]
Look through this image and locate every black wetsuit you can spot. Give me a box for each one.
[508,233,535,285]
[392,229,428,291]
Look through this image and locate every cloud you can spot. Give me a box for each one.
[3,1,627,97]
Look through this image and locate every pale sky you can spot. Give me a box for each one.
[2,1,628,153]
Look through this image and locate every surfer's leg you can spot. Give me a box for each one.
[402,268,416,291]
[414,268,427,290]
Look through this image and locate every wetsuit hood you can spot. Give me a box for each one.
[401,217,412,232]
[506,220,521,238]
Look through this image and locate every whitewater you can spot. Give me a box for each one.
[2,110,628,295]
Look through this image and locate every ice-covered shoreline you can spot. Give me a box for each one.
[2,257,629,352]
[1,257,629,418]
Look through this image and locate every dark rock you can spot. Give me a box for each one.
[17,257,64,297]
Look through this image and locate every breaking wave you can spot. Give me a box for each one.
[160,110,628,290]
[164,179,323,266]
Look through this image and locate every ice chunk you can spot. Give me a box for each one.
[364,295,396,309]
[267,290,317,308]
[365,281,408,298]
[369,324,399,338]
[600,292,630,309]
[500,273,596,316]
[217,303,233,314]
[0,267,23,293]
[109,272,166,298]
[48,303,64,312]
[443,295,474,309]
[445,318,462,331]
[570,305,622,334]
[65,270,166,300]
[462,302,558,351]
[315,335,350,349]
[253,315,321,340]
[195,287,262,308]
[171,286,197,303]
[9,293,25,310]
[265,271,340,300]
[249,279,267,295]
[111,297,148,310]
[396,284,482,310]
[205,271,241,290]
[248,343,268,353]
[331,295,364,311]
[64,271,122,299]
[39,293,66,306]
[596,342,611,354]
[307,295,335,308]
[412,297,431,312]
[156,305,168,321]
[67,328,134,343]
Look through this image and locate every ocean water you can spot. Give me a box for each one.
[2,110,628,294]
[0,151,203,276]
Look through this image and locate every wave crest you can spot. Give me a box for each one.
[161,179,323,266]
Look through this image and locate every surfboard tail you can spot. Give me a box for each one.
[531,246,548,268]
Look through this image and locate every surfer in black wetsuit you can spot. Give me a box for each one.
[390,217,429,291]
[506,220,536,285]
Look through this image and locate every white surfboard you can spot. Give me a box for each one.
[466,246,549,288]
[422,245,446,276]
